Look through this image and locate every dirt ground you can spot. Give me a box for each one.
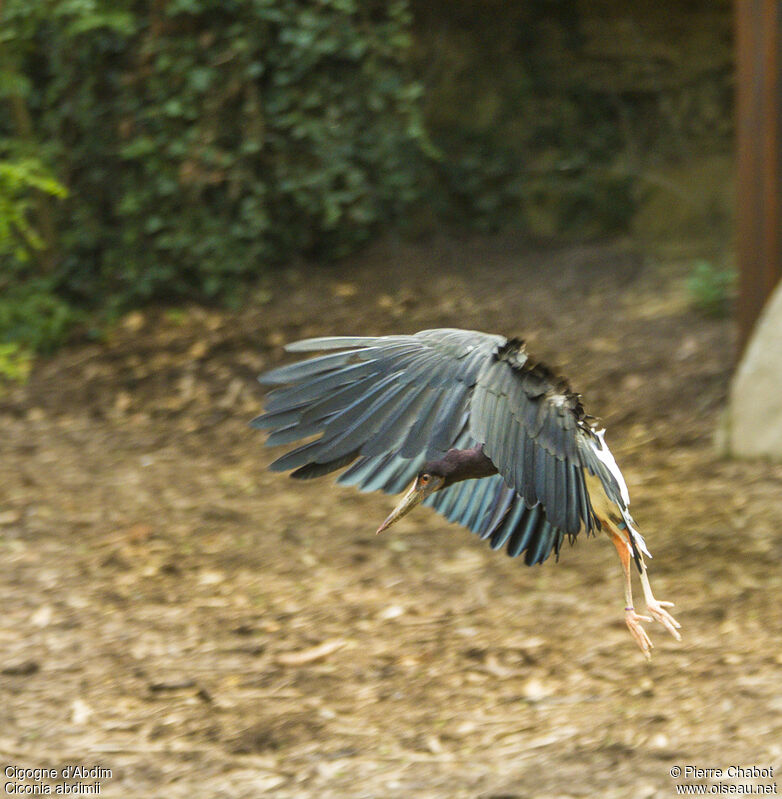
[0,236,780,798]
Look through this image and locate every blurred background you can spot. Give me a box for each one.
[0,1,780,797]
[0,0,736,355]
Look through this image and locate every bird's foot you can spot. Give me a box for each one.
[625,607,653,660]
[646,598,681,641]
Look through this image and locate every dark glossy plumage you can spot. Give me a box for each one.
[254,328,628,566]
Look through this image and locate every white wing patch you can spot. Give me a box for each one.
[589,429,652,559]
[591,428,630,506]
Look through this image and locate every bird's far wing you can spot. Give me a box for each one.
[423,472,569,565]
[340,423,568,565]
[471,339,613,537]
[253,329,504,482]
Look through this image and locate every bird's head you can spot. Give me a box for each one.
[376,470,445,533]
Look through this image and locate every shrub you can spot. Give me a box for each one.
[687,260,735,318]
[1,0,427,347]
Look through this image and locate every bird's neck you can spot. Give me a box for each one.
[425,445,498,487]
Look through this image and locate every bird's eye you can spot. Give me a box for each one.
[420,473,430,484]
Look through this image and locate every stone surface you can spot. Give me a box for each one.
[728,280,782,458]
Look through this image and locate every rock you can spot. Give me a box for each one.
[728,281,782,459]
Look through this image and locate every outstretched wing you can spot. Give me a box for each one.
[254,329,503,479]
[255,328,628,550]
[259,373,571,566]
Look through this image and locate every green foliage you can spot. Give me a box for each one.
[0,144,70,352]
[0,342,33,385]
[0,0,668,354]
[687,260,735,317]
[1,0,426,323]
[0,151,67,262]
[0,280,82,353]
[1,0,427,350]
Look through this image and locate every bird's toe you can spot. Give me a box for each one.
[646,599,682,641]
[625,608,654,659]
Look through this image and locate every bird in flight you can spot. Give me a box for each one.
[253,328,681,657]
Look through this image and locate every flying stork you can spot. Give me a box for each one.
[253,329,681,657]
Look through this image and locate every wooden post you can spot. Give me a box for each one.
[735,0,782,355]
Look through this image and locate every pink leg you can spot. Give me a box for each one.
[610,531,653,658]
[639,565,681,641]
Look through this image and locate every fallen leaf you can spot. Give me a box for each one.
[377,294,394,309]
[198,571,225,586]
[521,676,555,703]
[276,639,346,666]
[122,311,145,332]
[125,523,153,544]
[71,699,92,725]
[333,282,357,298]
[114,391,132,414]
[31,605,53,628]
[188,340,208,359]
[0,510,21,526]
[1,660,39,676]
[377,605,405,621]
[484,653,519,679]
[148,679,196,692]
